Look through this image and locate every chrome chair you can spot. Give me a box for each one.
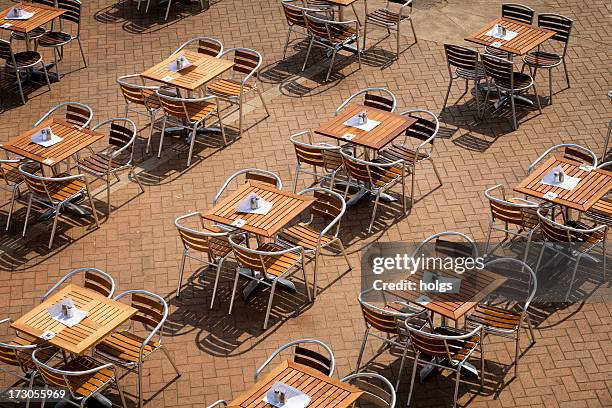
[228,233,311,330]
[33,346,127,408]
[172,36,223,57]
[206,48,269,137]
[289,130,343,192]
[1,158,24,230]
[340,147,406,233]
[522,14,573,103]
[303,12,361,82]
[535,207,607,301]
[527,143,597,173]
[466,258,537,377]
[34,101,93,129]
[157,91,225,167]
[117,75,162,154]
[583,162,612,226]
[341,372,396,408]
[213,168,282,205]
[483,184,539,260]
[442,44,485,115]
[602,118,612,160]
[0,318,58,408]
[19,163,100,249]
[281,1,323,60]
[335,88,397,114]
[41,267,115,302]
[77,118,145,215]
[174,212,240,309]
[485,3,534,57]
[356,288,430,390]
[37,0,87,80]
[277,188,351,297]
[0,38,51,105]
[362,0,416,60]
[93,290,180,408]
[481,54,542,130]
[254,338,335,380]
[379,109,442,210]
[405,322,484,408]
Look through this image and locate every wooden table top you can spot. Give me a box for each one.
[315,104,417,151]
[324,0,358,5]
[465,17,555,55]
[141,50,234,92]
[0,118,104,167]
[0,2,65,34]
[390,267,507,321]
[11,284,137,355]
[228,361,363,408]
[202,181,314,238]
[514,156,612,212]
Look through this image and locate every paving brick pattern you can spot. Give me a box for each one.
[0,0,610,407]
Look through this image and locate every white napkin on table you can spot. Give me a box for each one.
[47,297,88,328]
[263,382,311,408]
[541,165,581,190]
[236,193,273,215]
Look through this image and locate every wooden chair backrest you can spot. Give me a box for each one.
[232,245,267,274]
[364,93,394,112]
[444,44,478,71]
[350,378,394,408]
[0,343,21,368]
[360,303,398,334]
[408,331,451,359]
[501,3,534,24]
[232,50,260,76]
[21,172,52,202]
[83,270,114,298]
[197,38,222,57]
[564,146,592,164]
[130,293,165,328]
[245,171,278,186]
[57,0,82,25]
[158,96,190,122]
[538,13,572,43]
[539,216,572,242]
[293,345,332,375]
[404,114,437,146]
[119,81,150,107]
[481,54,513,84]
[177,227,215,255]
[282,2,307,28]
[65,104,91,128]
[311,190,342,222]
[489,198,538,229]
[107,122,134,150]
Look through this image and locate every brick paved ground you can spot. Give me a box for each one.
[0,0,610,407]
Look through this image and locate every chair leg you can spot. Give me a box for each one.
[5,187,17,230]
[510,91,518,130]
[406,353,419,407]
[217,109,227,145]
[164,0,172,21]
[161,346,181,376]
[157,116,167,158]
[410,18,417,42]
[238,94,244,137]
[484,220,494,256]
[210,258,225,309]
[282,28,293,60]
[431,160,443,186]
[145,112,155,154]
[394,345,409,391]
[337,239,352,270]
[362,20,368,51]
[40,61,51,91]
[355,327,370,370]
[106,174,111,215]
[77,37,87,67]
[292,164,301,193]
[48,205,62,249]
[131,166,145,193]
[368,192,381,233]
[565,256,581,302]
[53,48,61,80]
[263,280,277,330]
[302,37,314,71]
[396,24,401,60]
[452,364,462,408]
[532,82,542,114]
[325,49,337,82]
[301,257,311,302]
[442,78,454,113]
[514,328,520,377]
[228,267,240,315]
[176,250,187,298]
[145,0,151,13]
[187,126,197,167]
[137,365,143,408]
[474,78,481,116]
[15,70,26,105]
[256,85,270,117]
[563,59,570,88]
[313,248,320,298]
[87,190,100,228]
[526,315,536,345]
[115,379,128,408]
[22,194,32,237]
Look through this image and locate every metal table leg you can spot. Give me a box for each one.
[238,267,297,301]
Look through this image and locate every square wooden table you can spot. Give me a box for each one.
[465,17,555,55]
[390,267,507,321]
[514,156,612,212]
[202,181,314,238]
[0,118,104,168]
[0,3,65,51]
[228,361,363,408]
[11,284,137,355]
[141,50,234,92]
[315,104,417,151]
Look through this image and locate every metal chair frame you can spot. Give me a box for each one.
[340,147,406,233]
[156,91,226,167]
[0,158,24,230]
[335,87,397,115]
[33,346,127,408]
[77,118,145,215]
[93,290,180,408]
[19,163,100,249]
[277,187,351,297]
[34,101,93,129]
[302,12,361,82]
[356,288,431,391]
[0,38,51,105]
[213,168,282,205]
[205,47,269,137]
[341,372,397,408]
[206,401,228,408]
[280,1,328,60]
[362,0,416,60]
[535,207,607,301]
[254,338,335,380]
[37,0,87,80]
[442,44,486,115]
[41,267,115,302]
[228,234,311,330]
[290,130,344,192]
[172,36,224,57]
[527,143,598,173]
[583,161,612,226]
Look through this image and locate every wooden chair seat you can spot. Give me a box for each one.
[184,101,217,122]
[94,330,159,364]
[433,326,481,363]
[38,31,73,47]
[484,46,509,57]
[585,198,612,225]
[207,79,253,99]
[566,220,607,244]
[278,222,334,251]
[259,243,301,277]
[328,24,357,43]
[61,356,115,397]
[370,160,404,188]
[198,225,238,258]
[366,9,408,26]
[11,27,46,40]
[6,51,43,68]
[46,175,87,202]
[466,304,521,332]
[78,154,126,175]
[379,144,428,165]
[523,51,562,68]
[494,72,533,91]
[455,64,486,81]
[140,89,161,109]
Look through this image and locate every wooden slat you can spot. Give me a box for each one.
[140,50,235,92]
[465,17,556,55]
[202,181,314,238]
[11,284,137,355]
[314,104,417,151]
[0,118,104,166]
[514,156,612,212]
[0,2,65,34]
[227,361,362,408]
